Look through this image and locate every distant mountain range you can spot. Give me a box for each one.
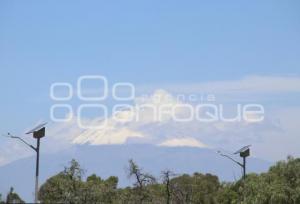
[0,144,272,202]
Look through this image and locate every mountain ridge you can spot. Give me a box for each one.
[0,144,272,202]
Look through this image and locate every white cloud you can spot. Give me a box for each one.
[42,75,300,161]
[72,89,187,145]
[29,90,300,160]
[68,89,283,156]
[1,75,300,166]
[73,123,144,145]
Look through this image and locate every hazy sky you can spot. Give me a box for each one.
[0,0,300,164]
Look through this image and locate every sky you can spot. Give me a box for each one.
[0,0,300,165]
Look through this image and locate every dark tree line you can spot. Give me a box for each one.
[2,156,300,203]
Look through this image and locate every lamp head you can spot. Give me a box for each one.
[234,145,251,158]
[33,127,45,139]
[26,122,47,139]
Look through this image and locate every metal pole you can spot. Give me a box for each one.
[243,156,246,179]
[35,137,40,203]
[5,124,46,203]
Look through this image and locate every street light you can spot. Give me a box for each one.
[218,145,251,180]
[6,122,46,203]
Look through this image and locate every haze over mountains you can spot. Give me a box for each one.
[0,144,271,202]
[0,90,285,202]
[0,88,294,168]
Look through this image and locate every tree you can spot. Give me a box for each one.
[128,159,156,203]
[39,159,119,204]
[216,182,239,204]
[161,170,175,204]
[81,174,118,203]
[32,156,300,204]
[5,187,24,204]
[169,173,220,204]
[39,159,85,204]
[217,156,300,204]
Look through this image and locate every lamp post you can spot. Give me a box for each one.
[6,123,46,203]
[218,145,251,180]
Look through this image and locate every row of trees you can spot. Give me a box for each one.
[37,159,222,203]
[2,156,300,203]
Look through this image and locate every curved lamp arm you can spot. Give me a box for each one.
[4,133,37,152]
[218,151,243,167]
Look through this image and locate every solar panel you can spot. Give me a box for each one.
[26,122,47,134]
[234,145,251,154]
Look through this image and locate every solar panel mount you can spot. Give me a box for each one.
[26,122,47,134]
[234,145,251,154]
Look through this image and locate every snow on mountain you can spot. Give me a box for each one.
[72,89,209,146]
[0,144,272,202]
[0,89,281,167]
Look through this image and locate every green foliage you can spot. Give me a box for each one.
[167,173,220,204]
[218,156,300,204]
[5,187,24,204]
[39,159,118,204]
[82,174,118,203]
[216,183,239,204]
[126,159,157,203]
[38,159,84,203]
[36,156,300,204]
